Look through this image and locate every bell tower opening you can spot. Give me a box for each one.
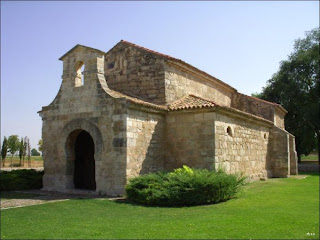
[74,130,96,190]
[75,61,85,87]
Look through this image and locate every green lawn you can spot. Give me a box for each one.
[1,174,319,239]
[301,154,318,162]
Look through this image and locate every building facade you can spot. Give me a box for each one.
[39,41,298,196]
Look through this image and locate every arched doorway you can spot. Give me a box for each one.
[74,130,96,190]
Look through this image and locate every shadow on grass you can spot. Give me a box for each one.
[0,191,41,200]
[298,171,320,176]
[0,190,105,202]
[112,196,236,209]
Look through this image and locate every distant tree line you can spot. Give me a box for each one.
[253,27,319,163]
[1,135,43,167]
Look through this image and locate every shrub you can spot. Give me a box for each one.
[126,166,246,206]
[0,169,43,191]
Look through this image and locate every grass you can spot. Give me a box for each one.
[301,154,318,162]
[1,173,319,239]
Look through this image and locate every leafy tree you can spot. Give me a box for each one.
[257,28,319,163]
[31,148,40,156]
[7,135,20,167]
[38,139,43,153]
[1,137,8,167]
[19,137,24,166]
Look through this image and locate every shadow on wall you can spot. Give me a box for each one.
[127,112,165,176]
[266,131,274,178]
[163,112,215,171]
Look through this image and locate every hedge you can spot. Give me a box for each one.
[0,169,43,191]
[126,166,246,206]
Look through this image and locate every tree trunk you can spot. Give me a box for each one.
[2,158,5,167]
[11,154,13,168]
[297,154,301,163]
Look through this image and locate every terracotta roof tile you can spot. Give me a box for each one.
[119,40,286,113]
[167,95,217,111]
[106,89,217,112]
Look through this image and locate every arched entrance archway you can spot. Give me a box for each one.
[73,130,96,190]
[62,119,102,191]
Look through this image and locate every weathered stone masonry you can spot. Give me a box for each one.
[39,40,298,196]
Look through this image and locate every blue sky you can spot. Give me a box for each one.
[1,1,319,149]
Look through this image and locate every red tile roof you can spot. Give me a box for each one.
[110,91,273,125]
[107,89,217,111]
[119,40,287,113]
[167,95,217,111]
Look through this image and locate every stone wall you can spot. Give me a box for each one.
[274,108,285,129]
[232,94,274,122]
[164,64,234,106]
[126,108,165,178]
[268,126,290,177]
[289,134,298,175]
[214,112,270,180]
[165,111,215,170]
[40,46,129,196]
[104,43,166,104]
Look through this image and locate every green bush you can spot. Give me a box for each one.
[0,169,43,191]
[126,166,246,206]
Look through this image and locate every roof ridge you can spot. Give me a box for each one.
[120,40,176,60]
[188,94,219,106]
[59,44,105,61]
[167,95,190,107]
[167,94,217,111]
[119,40,236,93]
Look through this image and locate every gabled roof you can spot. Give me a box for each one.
[113,91,273,126]
[167,95,217,111]
[111,40,237,93]
[58,41,287,114]
[59,44,105,61]
[113,40,287,114]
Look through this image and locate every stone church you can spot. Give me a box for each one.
[39,40,298,196]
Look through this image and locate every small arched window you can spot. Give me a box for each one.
[227,126,233,137]
[75,61,85,87]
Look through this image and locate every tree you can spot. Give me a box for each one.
[23,136,28,166]
[27,138,31,167]
[31,148,40,156]
[19,137,24,167]
[257,28,319,163]
[1,137,8,167]
[7,135,20,167]
[38,139,43,154]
